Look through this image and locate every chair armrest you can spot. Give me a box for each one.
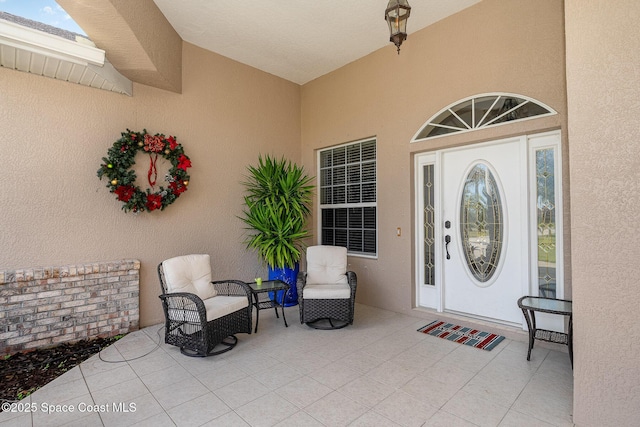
[297,271,308,289]
[347,271,357,289]
[159,292,207,323]
[159,291,205,307]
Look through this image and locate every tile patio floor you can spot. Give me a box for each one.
[0,304,573,426]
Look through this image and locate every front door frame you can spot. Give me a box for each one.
[414,130,564,329]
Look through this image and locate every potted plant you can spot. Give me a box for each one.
[240,155,314,306]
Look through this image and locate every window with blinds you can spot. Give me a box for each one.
[319,138,377,256]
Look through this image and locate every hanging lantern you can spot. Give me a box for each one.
[385,0,411,54]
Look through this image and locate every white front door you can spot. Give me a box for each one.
[415,131,563,327]
[441,137,527,325]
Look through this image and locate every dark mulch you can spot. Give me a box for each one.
[0,336,123,406]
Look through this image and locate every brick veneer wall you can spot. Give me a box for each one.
[0,259,140,356]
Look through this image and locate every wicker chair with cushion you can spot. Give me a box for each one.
[298,245,357,329]
[158,254,252,356]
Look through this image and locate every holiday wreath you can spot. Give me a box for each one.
[97,129,192,213]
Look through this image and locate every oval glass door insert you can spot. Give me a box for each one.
[460,163,504,283]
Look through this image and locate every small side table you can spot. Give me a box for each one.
[247,280,289,333]
[517,296,573,368]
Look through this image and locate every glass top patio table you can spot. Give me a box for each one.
[246,280,289,333]
[517,296,573,368]
[518,296,572,315]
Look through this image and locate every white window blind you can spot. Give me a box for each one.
[319,138,376,256]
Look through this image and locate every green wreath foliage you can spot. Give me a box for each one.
[97,129,192,213]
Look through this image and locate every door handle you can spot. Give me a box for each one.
[445,235,451,260]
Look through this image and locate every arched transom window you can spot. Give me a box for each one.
[411,93,556,142]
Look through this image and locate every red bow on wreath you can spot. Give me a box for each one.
[143,134,166,188]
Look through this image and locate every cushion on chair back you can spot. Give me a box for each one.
[162,254,217,300]
[306,245,348,285]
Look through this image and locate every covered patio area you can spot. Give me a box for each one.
[0,304,573,426]
[2,0,639,425]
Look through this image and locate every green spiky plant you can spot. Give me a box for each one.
[240,155,314,269]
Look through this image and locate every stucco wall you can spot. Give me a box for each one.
[566,1,640,425]
[301,0,568,314]
[0,42,301,327]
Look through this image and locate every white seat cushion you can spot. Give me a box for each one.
[162,254,217,300]
[203,296,249,321]
[306,246,348,285]
[303,283,351,299]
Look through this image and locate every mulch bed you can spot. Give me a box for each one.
[0,336,123,407]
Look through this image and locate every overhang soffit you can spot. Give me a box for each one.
[58,0,182,93]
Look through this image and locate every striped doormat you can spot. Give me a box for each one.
[417,320,505,351]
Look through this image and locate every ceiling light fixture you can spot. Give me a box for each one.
[385,0,411,54]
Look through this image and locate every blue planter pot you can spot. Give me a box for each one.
[268,263,299,307]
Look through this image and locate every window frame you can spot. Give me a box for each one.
[410,93,557,143]
[527,132,564,300]
[317,137,378,258]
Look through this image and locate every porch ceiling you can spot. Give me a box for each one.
[151,0,481,85]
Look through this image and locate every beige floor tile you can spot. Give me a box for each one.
[438,342,502,373]
[275,376,332,409]
[62,411,104,427]
[201,411,250,426]
[308,360,362,390]
[511,373,574,426]
[273,411,324,427]
[171,350,226,376]
[389,345,447,371]
[91,377,150,406]
[442,390,510,427]
[197,362,249,391]
[349,410,401,426]
[252,361,304,391]
[30,377,90,406]
[152,376,210,410]
[337,376,395,408]
[166,392,231,426]
[279,348,331,376]
[234,391,299,427]
[112,332,159,360]
[360,336,412,361]
[127,349,182,377]
[401,372,462,409]
[99,393,164,427]
[418,360,477,389]
[401,372,460,408]
[0,410,32,427]
[214,377,270,409]
[138,362,193,392]
[78,349,124,378]
[222,350,281,376]
[304,391,368,427]
[373,390,439,427]
[83,364,138,393]
[30,393,96,427]
[498,409,557,427]
[128,411,177,427]
[336,348,386,374]
[366,360,421,388]
[424,410,479,427]
[461,371,529,407]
